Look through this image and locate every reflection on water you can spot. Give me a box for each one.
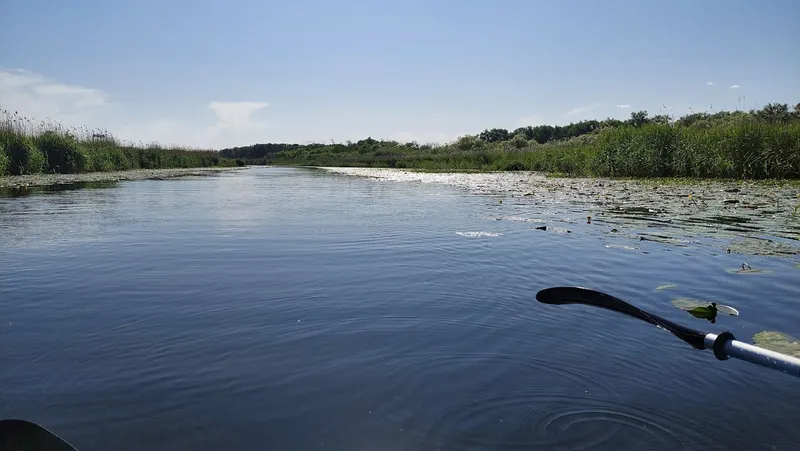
[0,182,123,249]
[0,180,120,198]
[1,167,799,451]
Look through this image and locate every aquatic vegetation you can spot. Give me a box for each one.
[503,216,545,223]
[535,226,571,234]
[325,167,800,258]
[455,231,502,237]
[6,133,45,175]
[0,110,235,177]
[725,237,800,257]
[724,263,774,274]
[604,244,638,251]
[752,331,800,358]
[0,143,8,176]
[671,298,739,323]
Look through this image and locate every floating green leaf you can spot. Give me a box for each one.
[724,267,773,275]
[753,331,800,358]
[671,298,739,324]
[656,284,677,291]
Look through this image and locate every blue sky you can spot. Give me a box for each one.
[1,0,798,148]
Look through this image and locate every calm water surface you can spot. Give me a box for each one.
[2,167,798,451]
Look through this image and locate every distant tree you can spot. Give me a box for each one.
[530,125,555,144]
[219,143,301,161]
[513,126,535,140]
[628,110,650,127]
[651,114,671,124]
[753,103,791,123]
[600,118,624,128]
[510,133,529,149]
[456,135,482,151]
[356,137,378,146]
[478,128,510,143]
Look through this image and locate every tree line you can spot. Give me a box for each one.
[263,102,800,179]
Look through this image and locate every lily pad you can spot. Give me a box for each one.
[671,298,739,323]
[725,238,800,257]
[605,244,639,251]
[724,266,773,275]
[656,284,677,291]
[715,304,739,316]
[752,331,800,358]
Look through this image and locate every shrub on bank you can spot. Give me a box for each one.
[0,142,9,176]
[7,134,46,175]
[36,131,89,173]
[0,110,233,176]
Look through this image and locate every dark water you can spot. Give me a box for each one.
[2,167,798,451]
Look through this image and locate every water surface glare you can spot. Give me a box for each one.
[2,167,798,451]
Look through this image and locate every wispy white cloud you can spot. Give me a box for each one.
[564,103,602,117]
[707,81,715,86]
[209,101,269,127]
[0,68,274,149]
[0,69,109,120]
[729,84,741,89]
[31,83,108,107]
[202,101,270,147]
[0,69,45,88]
[616,104,630,108]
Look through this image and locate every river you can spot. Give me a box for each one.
[2,166,798,450]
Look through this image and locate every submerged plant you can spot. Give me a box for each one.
[752,331,800,358]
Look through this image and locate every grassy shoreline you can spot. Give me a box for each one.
[1,109,237,177]
[0,167,240,189]
[271,119,800,179]
[231,104,800,180]
[5,103,798,182]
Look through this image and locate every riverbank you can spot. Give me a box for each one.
[261,107,800,179]
[0,167,240,189]
[1,110,238,177]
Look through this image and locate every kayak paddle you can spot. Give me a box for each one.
[536,287,800,378]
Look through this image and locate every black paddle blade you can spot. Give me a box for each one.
[536,287,708,349]
[0,420,78,451]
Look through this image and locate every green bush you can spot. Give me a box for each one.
[36,131,89,173]
[8,134,45,175]
[0,141,9,176]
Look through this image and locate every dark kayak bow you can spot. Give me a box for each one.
[536,287,800,378]
[0,419,78,451]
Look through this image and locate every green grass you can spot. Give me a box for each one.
[0,109,235,176]
[4,104,799,180]
[269,116,800,180]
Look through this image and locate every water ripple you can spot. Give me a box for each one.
[375,351,723,451]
